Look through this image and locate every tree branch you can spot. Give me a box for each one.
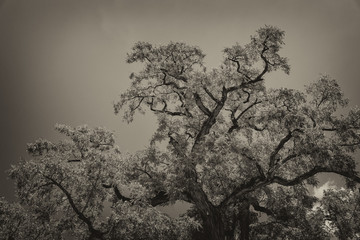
[268,129,302,170]
[102,183,131,202]
[220,175,266,208]
[254,36,270,83]
[148,98,186,116]
[160,70,187,90]
[68,159,81,163]
[203,87,220,104]
[134,167,153,179]
[250,198,273,216]
[102,183,170,207]
[150,191,170,206]
[228,99,262,133]
[194,92,211,116]
[272,166,360,186]
[227,36,271,92]
[227,58,252,81]
[242,89,251,103]
[44,175,104,239]
[193,87,228,147]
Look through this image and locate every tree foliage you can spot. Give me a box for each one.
[314,188,360,239]
[2,26,360,240]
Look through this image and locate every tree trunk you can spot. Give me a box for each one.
[195,207,225,240]
[238,200,250,240]
[190,185,226,240]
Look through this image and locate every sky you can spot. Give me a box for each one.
[313,180,337,200]
[1,0,360,201]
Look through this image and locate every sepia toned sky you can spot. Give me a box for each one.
[1,0,360,201]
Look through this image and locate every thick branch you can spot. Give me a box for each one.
[250,199,273,216]
[268,129,302,169]
[220,175,266,208]
[102,184,131,202]
[272,166,360,186]
[150,191,170,206]
[193,87,228,147]
[194,92,211,116]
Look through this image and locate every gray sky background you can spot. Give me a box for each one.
[1,0,360,201]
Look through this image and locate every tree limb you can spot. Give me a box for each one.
[150,191,170,206]
[44,175,104,239]
[193,87,228,147]
[203,87,220,104]
[249,198,273,216]
[220,175,267,208]
[228,99,262,133]
[272,166,360,186]
[194,92,211,116]
[268,129,302,170]
[148,98,186,116]
[227,58,252,81]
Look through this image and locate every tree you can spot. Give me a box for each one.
[3,26,360,240]
[313,188,360,239]
[5,125,197,240]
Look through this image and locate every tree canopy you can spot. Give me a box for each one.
[2,26,360,240]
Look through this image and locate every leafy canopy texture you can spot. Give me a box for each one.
[3,26,360,240]
[313,188,360,239]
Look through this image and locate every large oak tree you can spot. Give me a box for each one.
[2,26,360,240]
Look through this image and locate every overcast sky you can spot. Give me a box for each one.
[1,0,360,200]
